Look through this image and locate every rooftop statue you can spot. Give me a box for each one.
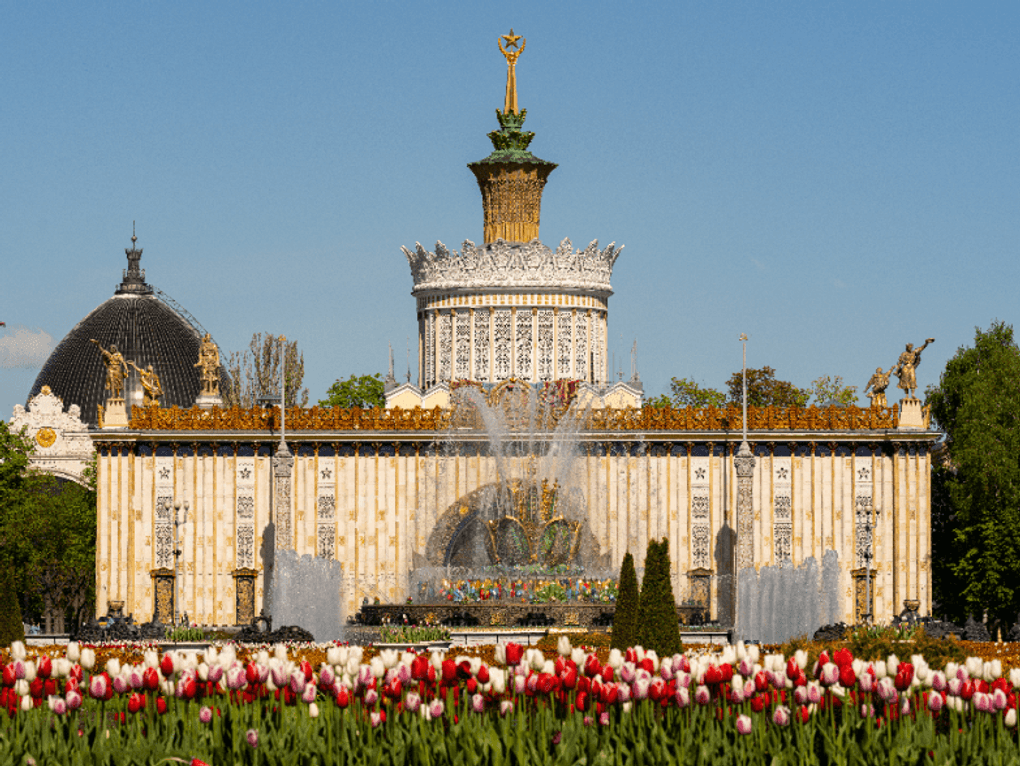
[864,366,893,409]
[89,340,128,400]
[129,361,163,407]
[891,338,935,400]
[194,333,221,396]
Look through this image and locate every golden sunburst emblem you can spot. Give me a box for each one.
[35,428,56,449]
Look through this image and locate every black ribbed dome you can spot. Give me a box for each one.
[29,237,229,427]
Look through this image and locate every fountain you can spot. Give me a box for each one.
[359,379,619,628]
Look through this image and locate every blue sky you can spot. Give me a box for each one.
[2,1,1018,417]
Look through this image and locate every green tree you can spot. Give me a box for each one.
[809,375,859,406]
[611,551,639,650]
[0,564,23,646]
[319,374,386,409]
[927,321,1020,628]
[637,539,683,656]
[224,332,309,408]
[658,377,728,409]
[725,366,810,408]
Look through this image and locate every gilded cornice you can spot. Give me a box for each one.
[128,403,908,433]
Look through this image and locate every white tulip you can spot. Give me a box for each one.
[557,635,572,657]
[80,648,96,671]
[608,649,624,670]
[66,642,80,663]
[107,658,121,678]
[12,642,26,661]
[571,647,586,666]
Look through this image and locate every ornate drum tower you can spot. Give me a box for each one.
[403,30,621,390]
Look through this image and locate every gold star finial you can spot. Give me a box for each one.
[501,28,522,50]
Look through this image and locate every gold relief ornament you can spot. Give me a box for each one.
[34,427,56,449]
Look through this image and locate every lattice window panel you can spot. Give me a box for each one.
[237,526,254,568]
[154,458,175,569]
[318,524,335,559]
[692,525,710,569]
[437,312,452,382]
[424,314,434,387]
[494,310,511,379]
[773,495,791,521]
[574,313,588,381]
[236,495,254,519]
[591,315,603,384]
[515,311,533,379]
[692,495,710,520]
[454,311,471,379]
[774,523,792,564]
[473,311,490,380]
[537,310,554,381]
[317,494,335,520]
[854,457,874,568]
[557,311,572,377]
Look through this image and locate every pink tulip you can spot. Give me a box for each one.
[993,689,1008,711]
[471,693,485,713]
[694,685,710,705]
[931,671,947,692]
[206,665,223,685]
[675,687,690,708]
[514,675,526,695]
[396,663,411,686]
[113,675,129,695]
[633,678,650,701]
[927,693,944,713]
[129,669,144,690]
[319,666,335,690]
[302,683,317,704]
[973,692,992,713]
[736,715,752,735]
[271,665,289,688]
[226,666,246,691]
[858,672,874,693]
[660,664,674,681]
[900,698,911,716]
[12,661,26,680]
[89,675,108,700]
[620,663,636,684]
[404,692,421,714]
[860,703,874,718]
[370,711,383,728]
[743,680,756,700]
[599,710,610,726]
[947,678,963,697]
[199,706,213,724]
[793,687,808,706]
[729,685,745,704]
[807,684,822,705]
[738,658,753,677]
[820,663,839,687]
[246,729,259,748]
[428,699,444,719]
[499,700,514,717]
[289,672,306,696]
[772,706,791,726]
[876,678,898,705]
[364,689,378,707]
[65,690,82,710]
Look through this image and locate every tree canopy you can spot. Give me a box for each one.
[225,332,309,408]
[652,368,857,409]
[927,320,1020,627]
[319,374,386,410]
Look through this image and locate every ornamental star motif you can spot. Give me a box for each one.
[858,467,870,480]
[239,467,252,479]
[159,467,170,480]
[501,28,522,49]
[776,467,789,480]
[321,468,332,479]
[694,467,706,481]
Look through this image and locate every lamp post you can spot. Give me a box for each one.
[163,497,190,627]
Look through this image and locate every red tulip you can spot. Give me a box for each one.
[1,666,14,687]
[156,697,168,715]
[786,657,800,679]
[505,643,524,666]
[335,688,350,708]
[143,667,160,692]
[465,678,477,694]
[441,660,457,684]
[457,661,472,680]
[751,694,766,713]
[584,655,602,678]
[834,648,853,669]
[411,656,429,681]
[562,667,578,690]
[839,665,856,688]
[704,666,723,686]
[160,654,175,678]
[601,666,614,683]
[37,656,52,679]
[600,683,619,706]
[638,658,654,675]
[537,673,557,695]
[128,693,145,714]
[476,665,489,684]
[575,691,590,712]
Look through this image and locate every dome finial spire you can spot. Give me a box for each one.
[116,224,152,295]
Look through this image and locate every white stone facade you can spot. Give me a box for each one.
[404,239,621,389]
[9,387,94,485]
[94,430,934,627]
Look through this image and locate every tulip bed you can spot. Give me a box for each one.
[2,640,1020,765]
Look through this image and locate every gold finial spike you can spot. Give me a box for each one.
[498,28,526,114]
[131,220,137,245]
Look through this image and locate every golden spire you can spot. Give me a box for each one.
[498,28,526,115]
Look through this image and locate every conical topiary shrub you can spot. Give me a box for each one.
[0,564,24,647]
[611,551,639,650]
[638,538,683,656]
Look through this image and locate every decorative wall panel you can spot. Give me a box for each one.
[515,311,533,379]
[574,313,588,381]
[691,456,710,568]
[235,459,255,569]
[854,457,874,569]
[557,311,572,377]
[154,457,174,569]
[454,311,471,380]
[773,457,792,565]
[494,310,511,379]
[437,312,452,382]
[537,309,554,381]
[473,311,490,380]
